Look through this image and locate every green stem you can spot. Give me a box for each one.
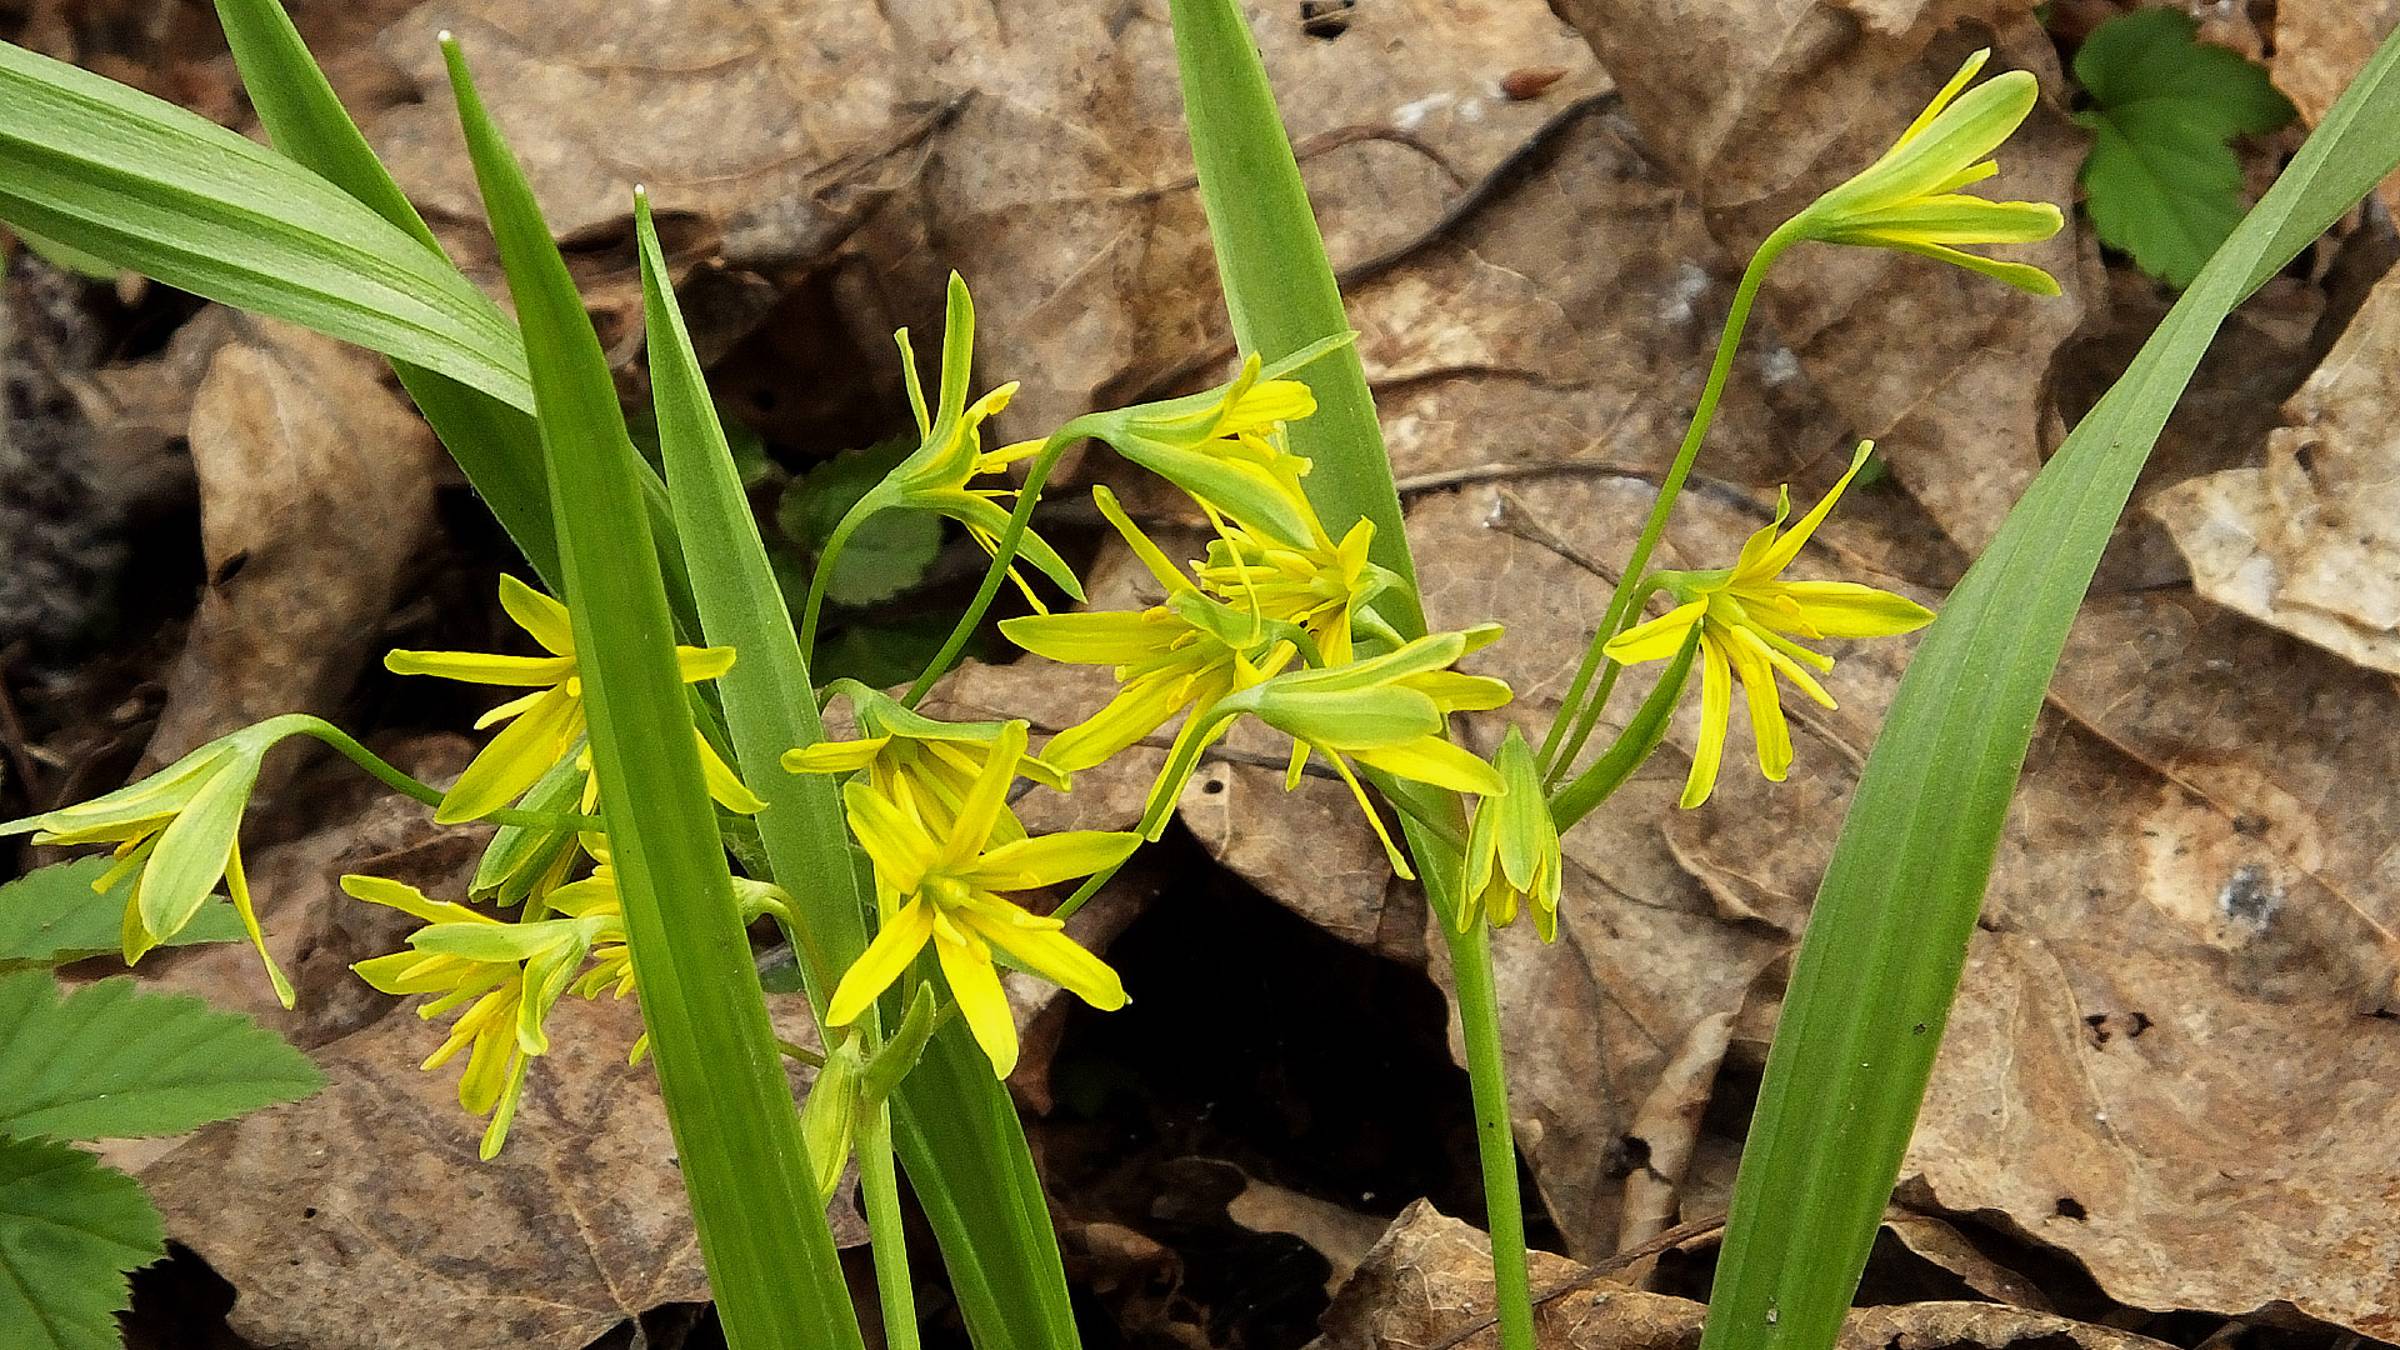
[288,717,598,832]
[1444,919,1535,1350]
[855,1100,921,1350]
[901,420,1095,709]
[1536,226,1797,784]
[798,497,878,665]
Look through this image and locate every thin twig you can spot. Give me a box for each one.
[1424,1212,1728,1350]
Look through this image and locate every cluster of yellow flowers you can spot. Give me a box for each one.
[0,48,2053,1155]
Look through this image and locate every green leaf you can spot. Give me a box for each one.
[1168,0,1420,639]
[207,0,560,586]
[0,970,323,1140]
[0,40,534,413]
[1167,7,1531,1348]
[2074,8,2295,288]
[0,1135,164,1350]
[0,860,246,969]
[443,42,863,1350]
[1702,25,2400,1350]
[778,439,944,607]
[640,194,1082,1350]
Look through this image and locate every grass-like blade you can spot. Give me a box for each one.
[1165,5,1533,1347]
[1700,29,2400,1350]
[0,41,530,413]
[207,0,558,585]
[1166,0,1420,635]
[636,193,1083,1350]
[442,39,862,1350]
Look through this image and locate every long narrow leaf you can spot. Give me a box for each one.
[208,0,557,585]
[637,192,1084,1350]
[1701,29,2400,1350]
[1167,0,1421,635]
[0,41,531,413]
[442,41,862,1350]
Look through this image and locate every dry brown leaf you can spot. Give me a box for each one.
[1553,1,2095,555]
[836,0,1612,436]
[2148,268,2400,673]
[367,3,923,269]
[1313,1202,2183,1350]
[141,992,858,1350]
[139,316,441,789]
[2271,2,2400,212]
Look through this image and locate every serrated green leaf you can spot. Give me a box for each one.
[778,439,944,607]
[0,971,323,1140]
[0,1135,164,1350]
[2074,8,2296,288]
[0,860,247,970]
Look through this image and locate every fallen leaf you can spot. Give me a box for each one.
[1314,1202,2184,1350]
[139,316,442,794]
[2269,2,2400,211]
[2149,266,2400,673]
[139,992,857,1350]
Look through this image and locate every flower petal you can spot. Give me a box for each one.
[1681,637,1733,810]
[967,831,1141,892]
[1772,581,1936,638]
[1747,441,1875,581]
[827,897,935,1026]
[437,686,583,824]
[1604,600,1707,665]
[1000,611,1168,666]
[385,650,575,686]
[498,574,575,655]
[968,909,1127,1011]
[1723,630,1793,781]
[1353,736,1507,796]
[934,922,1018,1077]
[783,736,892,776]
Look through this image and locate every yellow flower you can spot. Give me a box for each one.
[344,874,598,1159]
[1191,512,1389,666]
[1080,338,1348,550]
[1787,49,2064,295]
[385,575,761,824]
[1001,486,1297,774]
[1603,442,1934,809]
[835,273,1084,611]
[3,721,294,1005]
[538,832,790,1064]
[1459,727,1562,940]
[783,681,1070,842]
[1197,627,1512,876]
[828,721,1139,1077]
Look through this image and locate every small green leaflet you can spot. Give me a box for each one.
[0,1135,164,1350]
[2074,8,2295,288]
[777,438,944,608]
[0,971,323,1140]
[0,859,247,970]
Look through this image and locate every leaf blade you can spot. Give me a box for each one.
[0,860,246,969]
[0,40,532,412]
[0,971,323,1140]
[1702,25,2400,1350]
[443,42,864,1350]
[0,1135,164,1350]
